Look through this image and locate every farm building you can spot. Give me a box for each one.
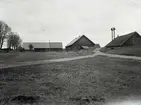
[65,35,99,50]
[106,31,141,48]
[23,42,63,51]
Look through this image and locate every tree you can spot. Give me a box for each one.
[7,32,22,50]
[28,44,34,51]
[0,21,11,49]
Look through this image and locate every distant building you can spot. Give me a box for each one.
[65,35,98,50]
[94,44,101,49]
[106,31,141,48]
[23,42,63,51]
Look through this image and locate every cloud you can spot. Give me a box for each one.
[0,0,141,47]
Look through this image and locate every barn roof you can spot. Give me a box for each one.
[66,35,95,47]
[66,36,82,47]
[106,31,140,47]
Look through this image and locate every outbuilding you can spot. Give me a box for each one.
[65,35,96,50]
[106,31,141,48]
[23,42,63,51]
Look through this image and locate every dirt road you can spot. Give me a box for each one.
[98,51,141,60]
[0,53,99,69]
[1,49,141,69]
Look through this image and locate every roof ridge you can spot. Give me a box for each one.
[66,35,84,47]
[106,31,139,47]
[119,31,136,46]
[120,31,136,36]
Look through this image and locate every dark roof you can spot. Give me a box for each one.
[66,35,95,47]
[106,31,140,47]
[66,36,82,47]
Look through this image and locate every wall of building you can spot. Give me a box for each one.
[34,48,63,52]
[123,34,141,46]
[66,45,82,51]
[133,34,141,45]
[65,36,95,50]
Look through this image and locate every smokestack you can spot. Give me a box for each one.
[111,27,116,40]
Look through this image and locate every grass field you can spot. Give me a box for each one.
[0,56,141,105]
[0,49,94,64]
[100,45,141,57]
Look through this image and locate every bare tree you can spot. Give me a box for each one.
[0,21,11,49]
[7,32,22,50]
[28,44,34,51]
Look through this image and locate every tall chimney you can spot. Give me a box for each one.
[111,27,116,40]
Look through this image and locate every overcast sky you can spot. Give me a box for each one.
[0,0,141,47]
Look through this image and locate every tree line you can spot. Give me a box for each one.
[0,21,22,51]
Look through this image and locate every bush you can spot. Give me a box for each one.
[16,46,25,52]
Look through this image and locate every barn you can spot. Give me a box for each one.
[23,42,63,51]
[106,31,141,48]
[65,35,96,50]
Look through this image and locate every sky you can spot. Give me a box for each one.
[0,0,141,47]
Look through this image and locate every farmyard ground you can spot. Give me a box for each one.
[0,50,94,64]
[0,55,141,105]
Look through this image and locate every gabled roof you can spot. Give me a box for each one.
[106,31,140,47]
[66,35,95,47]
[66,35,82,47]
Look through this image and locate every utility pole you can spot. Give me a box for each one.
[49,40,50,52]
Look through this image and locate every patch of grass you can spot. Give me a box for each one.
[1,56,141,105]
[0,49,94,64]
